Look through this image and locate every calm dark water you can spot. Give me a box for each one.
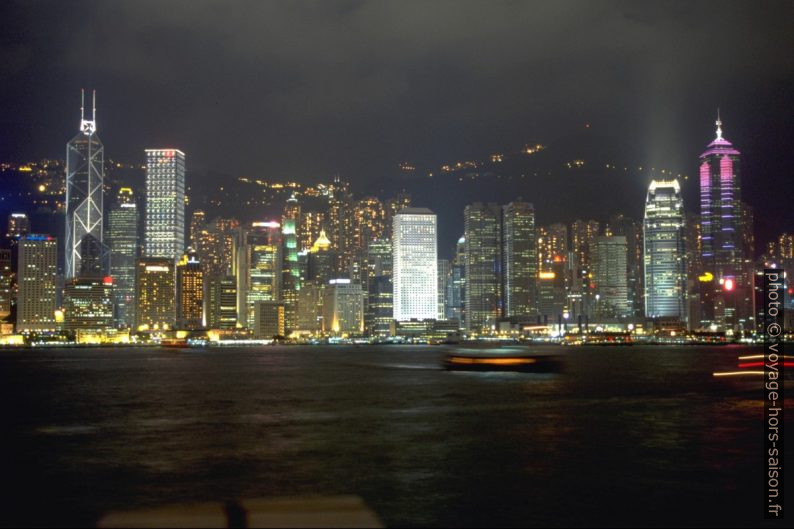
[0,344,790,527]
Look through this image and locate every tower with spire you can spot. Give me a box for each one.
[65,89,106,279]
[697,111,753,332]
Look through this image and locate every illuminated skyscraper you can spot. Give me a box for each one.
[593,236,629,318]
[16,235,58,332]
[236,222,282,328]
[0,249,11,320]
[205,275,237,329]
[537,223,567,272]
[643,180,687,320]
[107,187,139,328]
[445,236,466,325]
[176,248,204,329]
[464,203,501,331]
[135,257,176,331]
[145,149,186,259]
[502,201,537,318]
[281,211,301,335]
[393,208,438,321]
[189,210,206,250]
[65,90,106,279]
[698,114,752,331]
[437,258,450,320]
[606,214,643,318]
[6,213,30,242]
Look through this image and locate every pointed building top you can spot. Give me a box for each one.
[79,89,97,135]
[312,229,332,252]
[715,108,723,141]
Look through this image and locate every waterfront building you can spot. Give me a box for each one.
[445,236,466,325]
[65,90,106,279]
[606,214,643,318]
[236,222,281,329]
[393,208,438,321]
[135,257,176,331]
[176,248,204,329]
[322,279,364,335]
[464,203,501,332]
[698,114,753,331]
[205,274,237,329]
[63,276,114,332]
[144,149,185,259]
[253,300,285,339]
[643,180,687,321]
[437,258,450,320]
[297,280,324,334]
[107,187,139,327]
[502,201,537,318]
[0,249,11,321]
[16,235,58,332]
[593,236,629,318]
[281,214,301,335]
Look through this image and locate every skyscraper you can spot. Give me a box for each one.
[63,277,114,332]
[6,213,30,242]
[0,249,11,321]
[323,279,364,335]
[236,222,282,328]
[65,90,105,279]
[176,248,204,329]
[392,208,438,321]
[437,258,450,320]
[107,187,139,328]
[606,214,643,318]
[16,235,58,332]
[281,212,301,335]
[135,258,176,331]
[643,180,687,321]
[445,236,466,326]
[593,235,629,318]
[698,114,752,331]
[205,274,237,329]
[464,203,501,331]
[502,201,537,318]
[145,149,186,260]
[537,223,567,272]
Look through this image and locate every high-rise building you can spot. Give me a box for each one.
[437,258,450,320]
[236,222,282,328]
[205,275,237,329]
[322,279,364,335]
[606,214,643,318]
[445,236,466,325]
[593,236,629,318]
[307,229,335,285]
[176,248,204,329]
[189,210,206,250]
[364,237,392,335]
[280,213,301,335]
[392,208,438,321]
[0,249,11,321]
[107,187,139,328]
[464,203,501,331]
[698,114,752,331]
[65,90,106,279]
[135,257,176,331]
[297,281,324,334]
[643,180,687,321]
[16,235,58,332]
[253,301,285,339]
[6,213,30,242]
[570,219,601,274]
[537,223,568,272]
[145,149,186,260]
[63,276,114,332]
[502,201,537,318]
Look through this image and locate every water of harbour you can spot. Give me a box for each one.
[0,344,790,527]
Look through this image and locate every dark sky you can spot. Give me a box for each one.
[1,1,792,238]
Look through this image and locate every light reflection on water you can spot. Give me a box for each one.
[0,344,790,527]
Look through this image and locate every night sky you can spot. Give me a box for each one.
[1,1,792,244]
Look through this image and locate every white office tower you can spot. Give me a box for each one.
[392,208,438,321]
[145,149,186,259]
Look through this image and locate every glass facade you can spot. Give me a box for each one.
[107,188,139,328]
[144,149,185,260]
[643,180,687,320]
[393,208,438,321]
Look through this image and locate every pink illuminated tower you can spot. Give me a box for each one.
[698,112,753,332]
